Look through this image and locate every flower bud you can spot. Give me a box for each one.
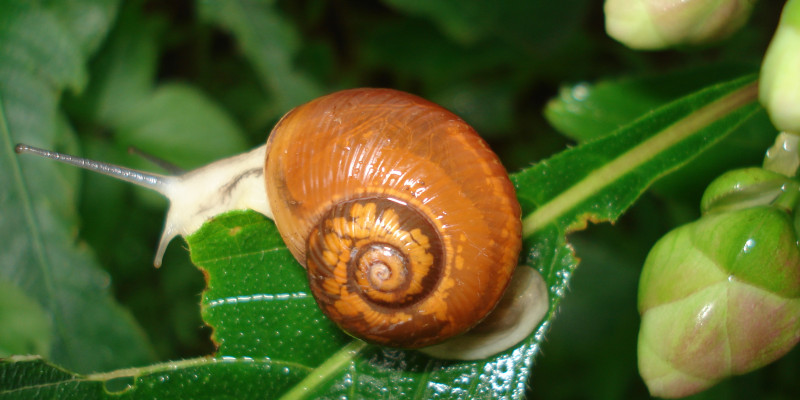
[700,167,789,214]
[760,0,800,133]
[605,0,756,50]
[638,206,800,398]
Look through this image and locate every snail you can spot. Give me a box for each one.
[16,88,548,359]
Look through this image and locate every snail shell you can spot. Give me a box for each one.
[264,89,522,348]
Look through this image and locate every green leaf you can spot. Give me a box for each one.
[515,75,759,337]
[544,63,758,142]
[380,0,491,44]
[197,0,323,113]
[380,0,589,51]
[0,355,311,399]
[66,1,163,126]
[544,65,775,200]
[115,83,249,170]
[190,212,540,398]
[190,212,350,363]
[0,0,154,373]
[358,18,521,97]
[429,81,516,138]
[517,75,759,233]
[0,0,87,94]
[44,0,121,57]
[0,278,52,357]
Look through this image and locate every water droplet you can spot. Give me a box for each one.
[742,238,756,253]
[571,83,590,101]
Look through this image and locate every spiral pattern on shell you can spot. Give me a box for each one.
[264,88,521,348]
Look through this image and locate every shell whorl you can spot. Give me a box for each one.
[264,88,521,348]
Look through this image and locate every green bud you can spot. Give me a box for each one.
[638,206,800,398]
[700,167,790,214]
[604,0,756,50]
[760,0,800,133]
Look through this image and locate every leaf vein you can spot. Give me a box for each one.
[192,246,289,264]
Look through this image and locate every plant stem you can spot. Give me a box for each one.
[278,340,369,400]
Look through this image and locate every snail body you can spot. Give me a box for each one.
[16,88,542,358]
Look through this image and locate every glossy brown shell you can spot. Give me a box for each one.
[264,88,521,348]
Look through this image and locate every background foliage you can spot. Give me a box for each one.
[1,0,797,398]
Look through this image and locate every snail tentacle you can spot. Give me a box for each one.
[15,144,173,193]
[15,143,272,266]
